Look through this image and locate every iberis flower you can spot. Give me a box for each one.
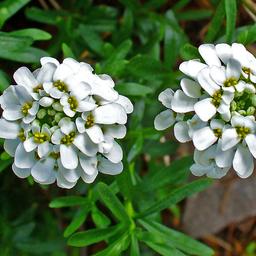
[154,43,256,178]
[0,57,133,188]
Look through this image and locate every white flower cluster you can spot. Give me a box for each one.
[0,57,133,188]
[154,43,256,179]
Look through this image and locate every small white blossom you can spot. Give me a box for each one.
[154,43,256,179]
[0,57,133,188]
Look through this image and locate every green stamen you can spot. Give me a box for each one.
[213,128,222,138]
[242,67,250,75]
[53,80,68,92]
[18,129,26,142]
[21,102,32,116]
[50,152,60,159]
[33,132,49,143]
[236,126,250,139]
[61,131,76,145]
[68,96,78,111]
[33,84,43,93]
[224,77,238,87]
[85,113,94,128]
[211,90,222,107]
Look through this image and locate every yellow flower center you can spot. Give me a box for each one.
[68,96,78,111]
[21,102,32,116]
[61,131,76,145]
[33,84,43,93]
[33,132,49,143]
[53,80,68,92]
[213,128,222,138]
[236,126,250,139]
[211,90,222,107]
[224,77,238,87]
[18,129,26,142]
[85,113,94,128]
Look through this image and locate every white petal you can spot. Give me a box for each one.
[180,78,201,98]
[28,102,39,115]
[231,115,255,131]
[59,117,75,134]
[31,158,55,182]
[86,125,104,144]
[40,57,59,66]
[190,164,209,176]
[233,145,254,178]
[23,114,36,124]
[197,68,220,96]
[104,125,126,139]
[98,156,123,175]
[13,67,37,91]
[3,110,23,121]
[103,141,123,163]
[0,119,19,139]
[174,121,191,143]
[194,98,216,122]
[14,143,35,168]
[63,105,76,117]
[245,134,256,158]
[4,139,19,156]
[39,97,54,107]
[154,110,175,131]
[54,63,74,81]
[12,164,31,178]
[60,145,78,169]
[199,44,221,66]
[38,141,51,158]
[94,103,127,124]
[73,133,98,156]
[58,162,79,183]
[79,155,98,175]
[76,117,86,133]
[115,95,133,114]
[222,90,234,104]
[210,66,226,85]
[158,88,174,108]
[15,85,33,104]
[50,87,64,99]
[36,63,56,83]
[171,89,197,113]
[210,119,225,130]
[192,127,217,150]
[215,43,232,64]
[221,128,239,151]
[179,60,207,79]
[56,172,77,189]
[226,59,241,79]
[215,140,234,168]
[24,137,38,152]
[79,166,98,183]
[51,129,62,144]
[77,101,96,112]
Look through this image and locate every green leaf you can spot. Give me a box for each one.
[127,134,144,163]
[0,46,49,63]
[176,9,212,21]
[62,43,75,58]
[97,182,130,223]
[117,82,153,96]
[144,140,178,157]
[68,225,122,247]
[139,220,214,256]
[180,43,200,60]
[49,196,89,208]
[136,178,212,218]
[9,28,51,41]
[225,0,237,43]
[205,0,225,42]
[139,156,192,192]
[145,241,185,256]
[92,206,111,228]
[0,0,30,28]
[0,33,33,51]
[130,234,140,256]
[0,159,12,173]
[237,24,256,44]
[64,206,90,238]
[93,231,130,256]
[0,69,10,92]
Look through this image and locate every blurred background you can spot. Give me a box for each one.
[0,0,256,255]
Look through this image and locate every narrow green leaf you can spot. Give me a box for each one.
[0,69,10,92]
[92,206,111,228]
[139,156,192,192]
[173,0,191,11]
[116,82,153,97]
[139,219,214,256]
[97,182,130,223]
[0,0,30,28]
[0,33,33,50]
[205,0,225,42]
[62,43,75,58]
[225,0,237,43]
[93,231,130,256]
[68,225,122,247]
[64,206,90,238]
[9,28,51,41]
[0,159,12,173]
[130,234,140,256]
[176,9,212,21]
[127,134,144,162]
[145,241,185,256]
[49,196,89,208]
[237,24,256,44]
[136,178,212,218]
[180,43,200,60]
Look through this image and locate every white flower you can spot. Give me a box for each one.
[155,43,256,179]
[0,57,133,188]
